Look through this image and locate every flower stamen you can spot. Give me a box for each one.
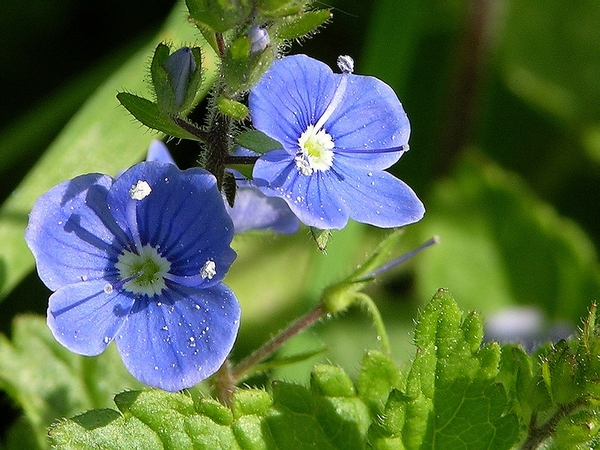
[115,245,171,296]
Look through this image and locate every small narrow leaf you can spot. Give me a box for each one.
[116,93,202,140]
[234,130,282,154]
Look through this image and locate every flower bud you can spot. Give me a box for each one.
[151,44,202,113]
[247,25,270,55]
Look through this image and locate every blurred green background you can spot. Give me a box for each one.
[0,0,599,446]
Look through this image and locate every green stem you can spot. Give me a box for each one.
[231,303,327,383]
[520,398,588,450]
[355,292,391,355]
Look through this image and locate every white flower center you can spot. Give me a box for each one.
[295,125,335,175]
[115,245,171,296]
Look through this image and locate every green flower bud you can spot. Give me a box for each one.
[217,96,249,121]
[222,31,276,95]
[151,44,202,113]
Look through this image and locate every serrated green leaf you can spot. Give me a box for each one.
[0,315,141,450]
[50,363,373,449]
[372,289,520,450]
[358,350,403,417]
[0,0,217,299]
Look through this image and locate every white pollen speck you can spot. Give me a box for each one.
[129,180,152,200]
[200,260,217,279]
[337,55,354,73]
[103,336,110,343]
[162,325,168,331]
[103,283,113,294]
[154,365,159,370]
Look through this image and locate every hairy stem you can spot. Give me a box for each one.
[231,303,327,383]
[520,398,588,450]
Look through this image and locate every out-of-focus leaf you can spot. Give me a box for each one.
[0,0,218,299]
[0,315,141,450]
[498,0,600,161]
[414,152,600,322]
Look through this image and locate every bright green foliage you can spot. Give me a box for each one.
[217,96,249,121]
[369,289,519,450]
[49,373,371,449]
[9,290,599,449]
[500,305,600,449]
[221,34,277,96]
[255,0,309,17]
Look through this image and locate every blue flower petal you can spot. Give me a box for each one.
[146,140,176,165]
[115,283,240,392]
[108,162,236,287]
[226,183,300,234]
[253,150,349,229]
[48,280,134,356]
[249,54,337,152]
[250,55,410,170]
[333,156,425,227]
[327,74,410,170]
[25,173,127,290]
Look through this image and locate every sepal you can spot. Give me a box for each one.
[116,93,203,140]
[185,0,251,33]
[151,44,203,113]
[272,9,331,40]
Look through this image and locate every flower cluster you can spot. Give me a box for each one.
[249,54,425,229]
[26,51,425,393]
[25,162,240,391]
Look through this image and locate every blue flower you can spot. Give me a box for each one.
[25,161,240,391]
[147,140,299,234]
[249,54,425,229]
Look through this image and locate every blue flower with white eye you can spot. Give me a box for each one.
[249,54,425,229]
[25,161,240,391]
[147,139,299,234]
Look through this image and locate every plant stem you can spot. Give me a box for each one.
[355,292,392,355]
[231,303,327,383]
[520,398,587,450]
[214,359,235,406]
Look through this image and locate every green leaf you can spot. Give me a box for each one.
[50,364,373,449]
[234,130,282,154]
[0,315,141,450]
[185,0,252,33]
[116,93,203,140]
[272,9,332,40]
[358,350,403,417]
[414,152,600,322]
[0,0,218,299]
[371,289,520,450]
